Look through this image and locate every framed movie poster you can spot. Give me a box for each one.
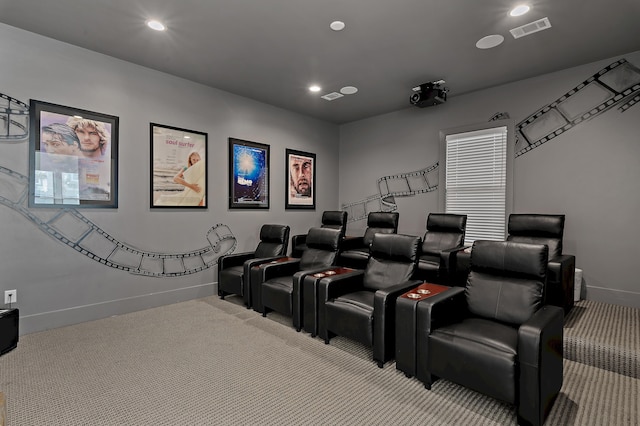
[285,149,315,209]
[228,138,269,209]
[28,100,119,208]
[150,123,208,208]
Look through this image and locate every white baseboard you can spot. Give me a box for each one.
[585,285,640,309]
[19,283,216,335]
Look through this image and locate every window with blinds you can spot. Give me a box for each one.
[445,125,507,244]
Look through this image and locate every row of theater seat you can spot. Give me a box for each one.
[217,219,565,426]
[222,210,575,313]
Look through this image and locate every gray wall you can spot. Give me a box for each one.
[0,24,339,334]
[339,50,640,308]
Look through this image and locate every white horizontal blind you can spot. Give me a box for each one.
[445,126,507,244]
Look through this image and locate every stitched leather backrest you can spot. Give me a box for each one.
[300,227,341,270]
[466,240,547,326]
[363,212,399,246]
[321,211,347,238]
[363,234,420,291]
[507,214,564,260]
[422,213,467,255]
[254,224,290,258]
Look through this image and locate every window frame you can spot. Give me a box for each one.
[438,120,515,245]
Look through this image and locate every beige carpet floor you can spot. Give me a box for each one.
[0,295,638,425]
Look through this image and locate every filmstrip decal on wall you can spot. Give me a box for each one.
[285,148,315,210]
[151,123,208,208]
[341,57,640,223]
[0,93,237,276]
[513,58,640,157]
[28,100,119,208]
[0,92,29,141]
[228,137,270,209]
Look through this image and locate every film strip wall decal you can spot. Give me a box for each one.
[515,58,640,157]
[0,165,237,277]
[342,58,640,224]
[0,93,29,141]
[341,162,438,223]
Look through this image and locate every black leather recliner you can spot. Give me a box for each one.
[507,214,576,313]
[291,211,347,258]
[251,227,342,318]
[217,224,290,308]
[337,211,399,270]
[415,213,467,283]
[319,233,421,367]
[415,240,563,426]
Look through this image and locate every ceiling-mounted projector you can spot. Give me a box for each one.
[410,80,448,108]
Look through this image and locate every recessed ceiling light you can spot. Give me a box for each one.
[309,85,322,92]
[330,21,345,31]
[476,34,505,49]
[146,20,166,31]
[510,5,530,17]
[340,86,358,95]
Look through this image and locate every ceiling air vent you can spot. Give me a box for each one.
[321,92,344,101]
[510,17,551,39]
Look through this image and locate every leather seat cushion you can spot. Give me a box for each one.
[219,266,244,295]
[326,290,375,346]
[429,317,518,403]
[262,275,294,315]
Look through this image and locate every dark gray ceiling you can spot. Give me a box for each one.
[1,0,639,124]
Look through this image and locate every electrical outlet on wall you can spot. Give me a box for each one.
[4,290,17,304]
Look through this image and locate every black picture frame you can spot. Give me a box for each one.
[150,123,208,209]
[228,137,270,209]
[285,148,316,210]
[28,100,119,208]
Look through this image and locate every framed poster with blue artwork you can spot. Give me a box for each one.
[228,137,269,209]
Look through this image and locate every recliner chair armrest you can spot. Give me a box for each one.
[249,259,301,313]
[291,234,307,257]
[547,254,575,283]
[439,246,469,283]
[518,305,564,426]
[320,271,366,300]
[291,234,307,245]
[415,287,466,384]
[373,280,424,364]
[218,251,256,270]
[260,260,302,281]
[547,254,576,313]
[317,271,365,340]
[339,236,365,251]
[291,266,347,331]
[416,287,467,333]
[241,256,286,307]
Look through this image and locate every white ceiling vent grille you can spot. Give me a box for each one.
[510,17,551,39]
[321,92,344,101]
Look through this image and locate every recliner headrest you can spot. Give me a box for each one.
[260,224,290,243]
[306,227,341,251]
[370,233,420,263]
[508,214,564,238]
[471,240,548,280]
[426,213,467,233]
[367,212,399,229]
[322,211,347,228]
